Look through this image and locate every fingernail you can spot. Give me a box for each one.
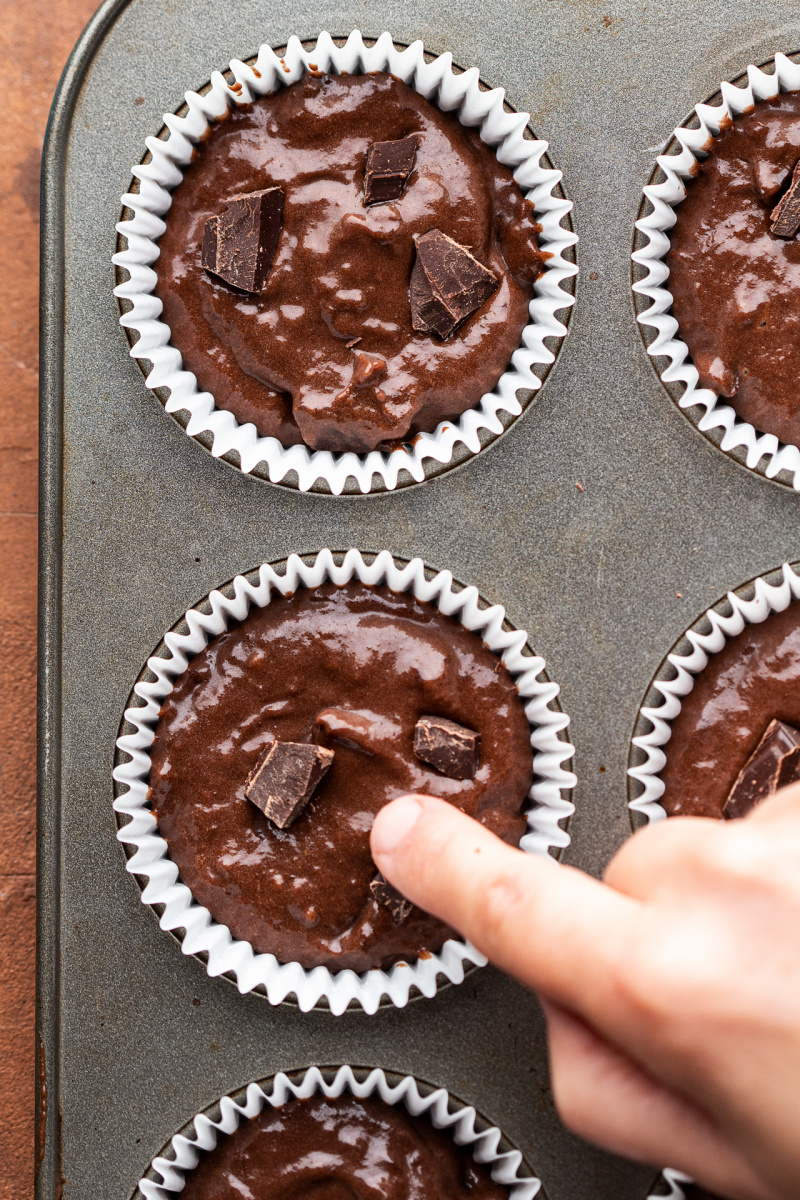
[371,795,424,857]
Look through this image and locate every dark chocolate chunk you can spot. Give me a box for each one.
[370,872,413,923]
[363,134,419,207]
[410,229,499,338]
[244,741,334,829]
[413,715,480,780]
[770,161,800,237]
[724,718,800,819]
[202,187,284,292]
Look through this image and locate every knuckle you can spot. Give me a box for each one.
[608,925,737,1055]
[474,868,527,943]
[603,817,699,891]
[690,824,774,885]
[609,953,667,1024]
[605,818,783,899]
[606,934,691,1029]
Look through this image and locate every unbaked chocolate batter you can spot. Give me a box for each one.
[150,583,533,971]
[660,600,800,818]
[177,1094,508,1200]
[668,92,800,446]
[155,72,544,452]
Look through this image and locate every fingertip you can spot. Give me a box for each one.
[370,793,436,861]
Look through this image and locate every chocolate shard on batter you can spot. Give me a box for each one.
[363,134,419,206]
[724,718,800,820]
[370,872,413,923]
[410,229,499,338]
[244,741,334,829]
[202,187,284,292]
[770,161,800,237]
[414,715,480,780]
[351,349,386,386]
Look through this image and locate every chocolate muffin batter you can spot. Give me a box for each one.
[668,92,800,446]
[660,600,800,818]
[177,1094,508,1200]
[150,583,533,971]
[155,72,545,453]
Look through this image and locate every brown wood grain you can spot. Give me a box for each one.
[0,1,100,1196]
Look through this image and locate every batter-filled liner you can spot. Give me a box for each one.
[134,1065,542,1200]
[113,549,575,1013]
[113,30,576,493]
[628,561,800,825]
[148,580,535,973]
[632,52,800,491]
[154,72,546,455]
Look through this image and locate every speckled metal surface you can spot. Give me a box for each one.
[38,1,800,1198]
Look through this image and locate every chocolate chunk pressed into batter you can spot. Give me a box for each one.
[363,133,419,206]
[770,161,800,237]
[149,583,534,971]
[370,872,413,923]
[659,600,800,818]
[667,92,800,446]
[724,718,800,819]
[176,1094,508,1200]
[201,187,284,291]
[410,229,499,338]
[156,72,545,453]
[244,741,334,828]
[413,714,480,778]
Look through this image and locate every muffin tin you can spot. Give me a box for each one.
[38,2,800,1199]
[135,1065,542,1198]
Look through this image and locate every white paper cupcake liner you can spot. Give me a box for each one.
[113,548,575,1014]
[112,29,577,495]
[135,1064,542,1200]
[628,561,800,824]
[632,52,800,490]
[646,1170,694,1200]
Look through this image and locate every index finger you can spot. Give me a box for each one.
[370,793,641,1017]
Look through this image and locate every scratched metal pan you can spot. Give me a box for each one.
[38,1,800,1197]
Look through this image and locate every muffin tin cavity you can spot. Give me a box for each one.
[632,52,800,492]
[134,1065,542,1200]
[113,550,575,1013]
[113,31,576,494]
[628,562,800,827]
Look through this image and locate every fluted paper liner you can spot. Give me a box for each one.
[628,562,800,824]
[113,29,576,494]
[136,1065,542,1200]
[113,549,575,1013]
[632,52,800,490]
[630,569,800,1195]
[646,1171,695,1200]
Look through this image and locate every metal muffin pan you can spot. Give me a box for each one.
[38,1,800,1198]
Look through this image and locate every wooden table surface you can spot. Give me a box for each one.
[0,1,99,1195]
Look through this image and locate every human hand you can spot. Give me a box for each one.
[370,785,800,1200]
